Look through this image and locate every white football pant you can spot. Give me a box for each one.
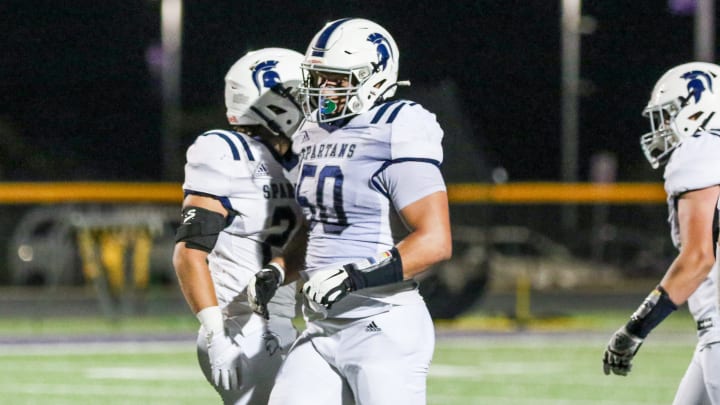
[673,341,720,405]
[269,302,435,405]
[197,315,297,405]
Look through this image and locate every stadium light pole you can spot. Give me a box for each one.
[695,0,715,61]
[160,0,183,181]
[560,0,581,232]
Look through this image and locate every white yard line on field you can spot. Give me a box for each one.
[85,366,200,380]
[0,340,191,356]
[428,393,657,405]
[431,362,565,376]
[0,382,211,399]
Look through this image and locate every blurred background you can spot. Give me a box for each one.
[0,0,714,319]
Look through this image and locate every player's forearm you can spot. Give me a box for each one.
[662,186,720,304]
[396,231,452,279]
[660,251,716,305]
[172,245,219,314]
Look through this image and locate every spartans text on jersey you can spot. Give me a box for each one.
[298,143,356,162]
[263,182,295,199]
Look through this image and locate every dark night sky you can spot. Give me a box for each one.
[0,0,707,182]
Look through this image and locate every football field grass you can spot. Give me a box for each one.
[0,311,697,404]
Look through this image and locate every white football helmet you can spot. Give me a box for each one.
[299,18,402,123]
[225,47,304,138]
[641,61,720,168]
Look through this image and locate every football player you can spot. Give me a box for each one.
[603,62,720,404]
[249,18,452,405]
[172,47,306,405]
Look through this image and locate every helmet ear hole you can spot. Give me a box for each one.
[687,111,703,121]
[267,105,287,114]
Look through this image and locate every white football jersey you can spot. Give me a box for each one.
[664,129,720,345]
[183,129,304,319]
[292,100,446,318]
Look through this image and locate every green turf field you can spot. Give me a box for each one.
[0,311,698,404]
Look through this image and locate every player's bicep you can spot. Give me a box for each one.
[374,161,446,210]
[385,162,451,275]
[677,185,720,256]
[395,190,452,276]
[182,194,226,213]
[400,190,450,234]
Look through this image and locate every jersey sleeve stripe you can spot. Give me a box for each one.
[386,102,409,123]
[398,157,441,166]
[182,191,238,221]
[368,158,442,195]
[202,131,241,160]
[184,189,219,199]
[370,100,402,124]
[369,161,393,195]
[230,132,256,161]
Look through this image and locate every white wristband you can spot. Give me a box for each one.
[266,262,286,285]
[196,306,224,336]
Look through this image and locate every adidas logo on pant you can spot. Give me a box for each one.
[365,321,381,332]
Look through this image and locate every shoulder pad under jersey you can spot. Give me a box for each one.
[368,100,444,163]
[183,130,256,196]
[664,131,720,197]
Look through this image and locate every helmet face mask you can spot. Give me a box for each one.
[301,66,358,120]
[641,62,720,169]
[224,48,304,138]
[300,18,400,123]
[640,99,681,168]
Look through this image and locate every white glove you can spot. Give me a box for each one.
[303,265,361,309]
[602,326,644,376]
[197,306,245,390]
[206,329,245,390]
[303,250,404,309]
[247,263,285,319]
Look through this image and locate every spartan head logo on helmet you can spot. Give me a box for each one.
[680,70,714,105]
[367,33,393,74]
[251,60,281,95]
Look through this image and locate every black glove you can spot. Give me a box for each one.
[247,263,284,319]
[603,326,644,376]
